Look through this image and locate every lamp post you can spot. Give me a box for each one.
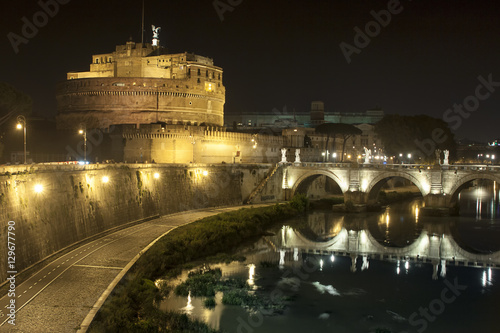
[79,125,87,162]
[16,115,27,164]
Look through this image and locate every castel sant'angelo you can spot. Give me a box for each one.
[55,31,289,164]
[56,38,225,129]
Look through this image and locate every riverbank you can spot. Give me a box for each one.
[89,196,309,332]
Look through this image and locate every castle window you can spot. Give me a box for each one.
[95,58,99,64]
[206,71,208,77]
[197,78,200,84]
[218,73,221,80]
[197,69,201,75]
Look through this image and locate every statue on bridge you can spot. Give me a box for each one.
[294,149,301,164]
[443,150,449,165]
[435,149,442,165]
[280,148,288,164]
[363,147,371,164]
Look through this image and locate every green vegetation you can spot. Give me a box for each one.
[90,194,309,332]
[174,267,223,297]
[203,297,216,308]
[374,114,455,163]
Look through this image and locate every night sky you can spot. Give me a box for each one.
[2,0,500,142]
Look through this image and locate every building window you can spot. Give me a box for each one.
[218,73,221,80]
[206,70,208,77]
[197,78,200,84]
[197,69,201,75]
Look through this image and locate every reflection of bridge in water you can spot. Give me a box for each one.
[266,217,500,280]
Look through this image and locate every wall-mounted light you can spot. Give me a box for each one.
[34,184,43,193]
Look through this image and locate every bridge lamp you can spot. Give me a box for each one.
[399,153,402,157]
[34,184,43,193]
[407,153,412,159]
[492,155,496,160]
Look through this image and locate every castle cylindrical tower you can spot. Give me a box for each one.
[56,41,225,129]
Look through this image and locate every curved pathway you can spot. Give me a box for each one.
[0,205,267,332]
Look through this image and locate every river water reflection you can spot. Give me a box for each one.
[160,184,500,333]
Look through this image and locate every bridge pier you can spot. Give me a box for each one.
[423,194,451,216]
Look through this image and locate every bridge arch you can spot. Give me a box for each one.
[446,173,500,207]
[291,170,348,197]
[364,171,427,204]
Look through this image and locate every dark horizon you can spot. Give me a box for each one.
[2,0,500,142]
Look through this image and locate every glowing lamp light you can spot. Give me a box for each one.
[16,123,23,129]
[202,170,208,176]
[102,176,109,183]
[34,184,43,193]
[154,172,160,179]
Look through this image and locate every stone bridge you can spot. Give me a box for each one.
[267,223,500,279]
[282,163,500,213]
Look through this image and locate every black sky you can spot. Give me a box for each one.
[1,0,500,141]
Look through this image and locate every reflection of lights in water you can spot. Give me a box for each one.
[440,259,447,278]
[320,259,324,271]
[362,255,369,271]
[405,260,409,272]
[330,254,335,262]
[247,264,255,286]
[396,260,400,275]
[415,207,419,223]
[386,213,390,227]
[483,268,494,287]
[293,248,299,261]
[183,291,194,315]
[477,195,482,220]
[279,249,285,266]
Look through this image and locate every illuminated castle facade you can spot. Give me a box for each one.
[56,41,225,129]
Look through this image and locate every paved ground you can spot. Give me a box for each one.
[0,205,265,332]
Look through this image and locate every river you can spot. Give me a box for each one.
[160,182,500,333]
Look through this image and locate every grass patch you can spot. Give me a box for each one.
[89,195,309,332]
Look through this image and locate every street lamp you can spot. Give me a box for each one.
[16,115,27,164]
[79,125,87,162]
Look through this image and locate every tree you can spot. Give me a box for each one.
[315,123,362,162]
[375,115,455,163]
[315,123,337,161]
[0,83,32,160]
[0,82,32,127]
